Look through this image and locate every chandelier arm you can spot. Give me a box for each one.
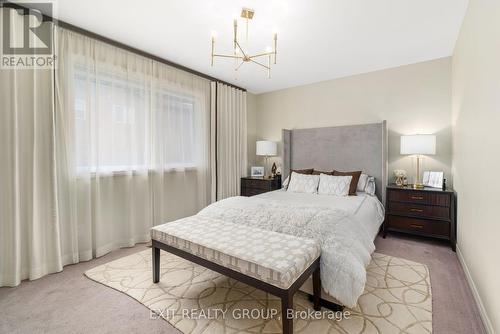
[235,41,248,58]
[211,37,215,67]
[249,52,274,59]
[249,59,270,70]
[235,61,245,71]
[273,33,277,64]
[213,54,243,59]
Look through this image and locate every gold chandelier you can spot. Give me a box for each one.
[211,8,277,78]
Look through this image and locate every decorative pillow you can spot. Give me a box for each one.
[282,175,290,189]
[357,173,369,192]
[287,172,320,194]
[318,174,352,196]
[356,173,377,195]
[333,170,362,196]
[364,176,376,196]
[282,168,314,189]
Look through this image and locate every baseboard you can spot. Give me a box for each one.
[456,245,495,334]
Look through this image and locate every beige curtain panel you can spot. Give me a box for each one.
[215,82,248,200]
[0,8,60,286]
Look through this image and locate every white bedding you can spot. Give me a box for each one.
[196,191,385,307]
[255,190,384,240]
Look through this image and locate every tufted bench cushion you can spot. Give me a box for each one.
[151,216,321,289]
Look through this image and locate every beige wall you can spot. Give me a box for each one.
[452,0,500,332]
[251,58,453,185]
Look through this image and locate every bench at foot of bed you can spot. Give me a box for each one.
[151,219,323,334]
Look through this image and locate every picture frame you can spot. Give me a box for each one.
[422,171,444,188]
[250,166,265,178]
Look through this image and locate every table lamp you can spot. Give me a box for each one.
[400,134,436,188]
[256,140,277,178]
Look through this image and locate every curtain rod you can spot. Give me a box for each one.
[2,2,247,92]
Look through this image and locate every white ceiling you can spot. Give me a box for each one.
[43,0,467,93]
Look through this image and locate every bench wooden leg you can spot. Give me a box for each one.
[281,292,293,334]
[312,265,321,311]
[152,246,160,283]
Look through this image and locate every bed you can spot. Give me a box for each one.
[254,190,385,307]
[277,121,388,306]
[151,121,388,322]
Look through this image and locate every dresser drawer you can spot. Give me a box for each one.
[241,178,270,190]
[389,202,450,220]
[388,189,450,207]
[386,215,450,237]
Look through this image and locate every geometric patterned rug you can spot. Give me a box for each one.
[85,250,432,333]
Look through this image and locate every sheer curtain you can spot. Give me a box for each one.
[0,8,61,286]
[55,27,212,262]
[55,28,153,260]
[150,60,212,225]
[1,10,231,287]
[215,82,247,199]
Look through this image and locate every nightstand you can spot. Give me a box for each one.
[383,185,456,251]
[241,176,281,196]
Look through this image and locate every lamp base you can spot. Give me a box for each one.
[413,155,425,189]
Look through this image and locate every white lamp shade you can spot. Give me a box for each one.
[256,140,277,156]
[400,135,436,155]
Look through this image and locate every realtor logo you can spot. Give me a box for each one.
[1,2,56,69]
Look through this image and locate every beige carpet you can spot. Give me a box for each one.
[85,250,431,334]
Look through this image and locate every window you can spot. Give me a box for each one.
[155,93,196,169]
[73,65,197,173]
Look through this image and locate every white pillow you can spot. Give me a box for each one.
[287,172,320,194]
[282,175,290,189]
[357,173,369,192]
[364,176,376,195]
[356,173,376,196]
[318,174,352,196]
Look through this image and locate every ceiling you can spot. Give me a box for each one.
[39,0,467,93]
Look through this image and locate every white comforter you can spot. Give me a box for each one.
[198,192,384,307]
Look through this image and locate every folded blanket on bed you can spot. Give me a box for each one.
[197,196,375,308]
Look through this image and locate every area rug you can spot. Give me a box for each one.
[85,250,432,333]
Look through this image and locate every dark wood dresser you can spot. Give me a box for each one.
[384,185,456,251]
[241,176,281,196]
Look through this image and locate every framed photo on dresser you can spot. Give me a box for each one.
[422,171,444,188]
[250,166,265,178]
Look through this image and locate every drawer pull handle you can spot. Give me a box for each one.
[411,196,424,200]
[410,208,424,212]
[410,224,424,229]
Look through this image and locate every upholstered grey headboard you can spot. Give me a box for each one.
[282,121,388,203]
